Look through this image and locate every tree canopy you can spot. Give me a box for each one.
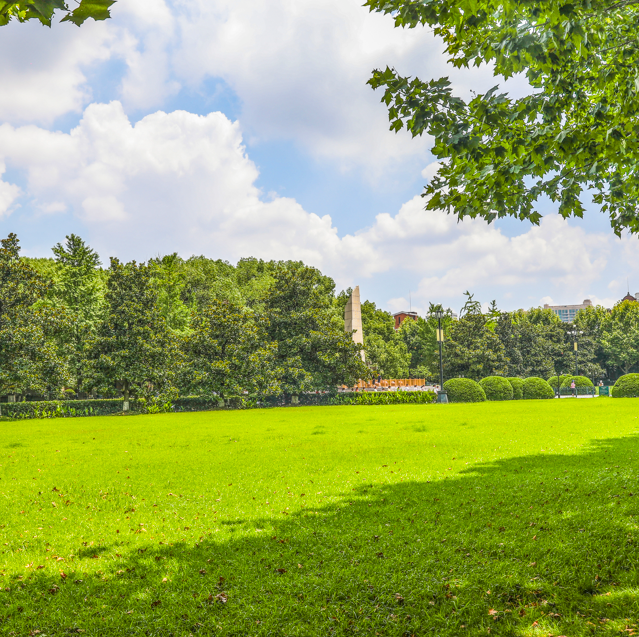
[0,0,115,27]
[366,0,639,235]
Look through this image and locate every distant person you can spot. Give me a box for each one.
[571,379,576,397]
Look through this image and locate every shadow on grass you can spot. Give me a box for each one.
[5,434,639,636]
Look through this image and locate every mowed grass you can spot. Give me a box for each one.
[2,401,639,636]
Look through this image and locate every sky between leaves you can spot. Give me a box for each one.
[0,0,637,314]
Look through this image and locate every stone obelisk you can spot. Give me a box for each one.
[344,286,365,361]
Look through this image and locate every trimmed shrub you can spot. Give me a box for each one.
[507,377,524,400]
[560,375,594,389]
[480,376,514,401]
[522,377,554,400]
[612,374,639,398]
[547,375,570,389]
[346,390,436,406]
[443,378,486,403]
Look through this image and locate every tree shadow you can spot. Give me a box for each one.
[6,434,639,636]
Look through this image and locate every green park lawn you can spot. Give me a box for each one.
[2,400,639,636]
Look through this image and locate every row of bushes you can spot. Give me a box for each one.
[443,376,556,403]
[442,373,639,403]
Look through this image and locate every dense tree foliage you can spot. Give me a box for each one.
[446,293,507,381]
[183,301,280,401]
[3,233,637,404]
[366,0,639,235]
[265,265,367,396]
[0,1,115,26]
[86,258,181,408]
[0,234,69,397]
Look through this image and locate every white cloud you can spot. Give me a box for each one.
[421,161,442,181]
[0,102,342,263]
[172,0,525,171]
[0,20,117,124]
[0,0,530,175]
[0,102,617,314]
[0,162,21,218]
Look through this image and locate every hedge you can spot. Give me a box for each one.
[480,376,514,401]
[522,377,555,400]
[345,390,437,405]
[0,390,438,420]
[507,377,524,400]
[0,398,140,420]
[443,378,486,403]
[612,374,639,398]
[560,375,594,389]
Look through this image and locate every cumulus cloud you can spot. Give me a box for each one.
[0,102,616,314]
[0,20,116,124]
[340,196,612,311]
[172,0,523,170]
[0,102,343,263]
[0,0,529,174]
[0,162,21,218]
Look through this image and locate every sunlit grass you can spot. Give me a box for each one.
[2,399,639,635]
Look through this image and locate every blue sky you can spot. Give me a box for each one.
[0,0,637,316]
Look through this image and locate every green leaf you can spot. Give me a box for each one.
[60,0,114,25]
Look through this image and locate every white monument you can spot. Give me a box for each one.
[344,286,365,361]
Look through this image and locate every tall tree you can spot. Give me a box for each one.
[265,263,368,396]
[87,258,180,408]
[0,234,69,397]
[50,234,105,395]
[366,0,639,235]
[495,309,563,379]
[599,300,639,376]
[151,253,191,334]
[183,301,280,401]
[445,293,507,380]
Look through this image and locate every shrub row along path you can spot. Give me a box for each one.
[2,401,639,635]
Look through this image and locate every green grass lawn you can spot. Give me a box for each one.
[2,400,639,636]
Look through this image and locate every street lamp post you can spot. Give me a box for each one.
[433,309,448,404]
[567,329,582,376]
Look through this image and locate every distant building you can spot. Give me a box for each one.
[543,299,592,322]
[393,311,418,330]
[621,293,639,303]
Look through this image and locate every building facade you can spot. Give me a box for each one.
[393,311,419,330]
[543,299,592,322]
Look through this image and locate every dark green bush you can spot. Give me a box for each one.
[173,396,225,411]
[522,377,554,400]
[547,375,570,389]
[480,376,513,401]
[560,375,594,389]
[612,374,639,398]
[443,378,486,403]
[507,377,524,400]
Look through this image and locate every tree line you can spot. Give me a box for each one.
[346,292,639,384]
[0,234,367,404]
[2,232,636,405]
